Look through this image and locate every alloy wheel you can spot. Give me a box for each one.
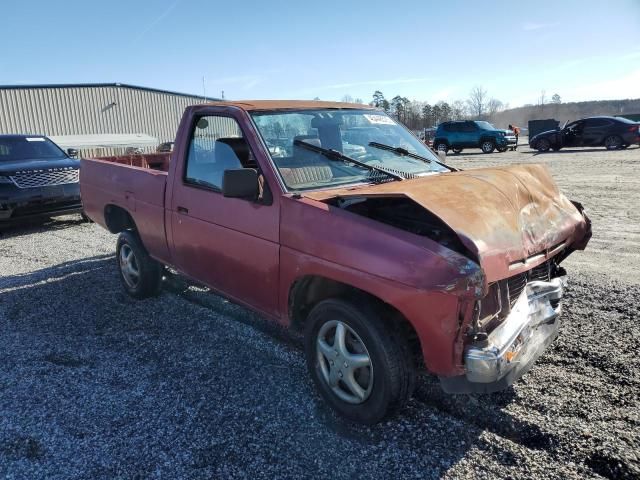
[119,244,140,289]
[316,320,374,404]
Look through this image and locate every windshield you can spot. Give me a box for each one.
[0,136,67,161]
[476,121,497,131]
[251,109,447,191]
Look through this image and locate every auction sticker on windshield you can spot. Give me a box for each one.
[363,114,395,125]
[26,137,46,142]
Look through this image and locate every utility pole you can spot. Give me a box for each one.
[221,90,225,100]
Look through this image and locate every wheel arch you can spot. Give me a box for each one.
[104,204,137,234]
[288,275,424,369]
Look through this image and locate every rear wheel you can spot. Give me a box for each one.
[604,135,622,150]
[304,298,415,424]
[481,140,495,153]
[536,138,551,152]
[116,230,163,299]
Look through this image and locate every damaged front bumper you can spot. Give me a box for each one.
[440,276,565,394]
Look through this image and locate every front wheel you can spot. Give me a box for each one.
[604,135,622,150]
[496,146,508,153]
[304,298,415,424]
[434,142,449,154]
[536,138,551,152]
[116,231,163,299]
[481,140,495,153]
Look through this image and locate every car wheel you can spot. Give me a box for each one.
[481,140,495,153]
[496,146,508,153]
[80,212,93,223]
[434,142,449,153]
[604,135,623,150]
[452,148,463,154]
[536,138,551,152]
[116,230,163,299]
[304,297,415,424]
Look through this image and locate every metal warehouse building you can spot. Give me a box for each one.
[0,83,220,155]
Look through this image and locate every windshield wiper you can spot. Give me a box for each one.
[368,142,457,171]
[293,139,404,181]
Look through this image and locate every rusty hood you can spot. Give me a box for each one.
[305,164,591,281]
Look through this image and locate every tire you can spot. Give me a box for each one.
[434,142,449,153]
[552,146,562,151]
[604,135,622,150]
[452,148,463,154]
[80,212,93,223]
[496,146,508,153]
[116,230,163,299]
[480,140,495,153]
[536,138,551,152]
[304,297,415,424]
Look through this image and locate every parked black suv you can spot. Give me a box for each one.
[529,116,640,152]
[0,135,82,223]
[433,120,515,154]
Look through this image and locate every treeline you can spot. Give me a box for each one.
[345,86,508,130]
[341,88,640,131]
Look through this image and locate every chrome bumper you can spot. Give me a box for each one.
[440,277,564,394]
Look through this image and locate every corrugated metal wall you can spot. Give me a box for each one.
[0,85,213,155]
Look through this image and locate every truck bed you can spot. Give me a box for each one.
[80,153,172,263]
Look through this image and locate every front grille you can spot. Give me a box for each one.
[507,259,553,305]
[507,273,528,305]
[10,169,79,188]
[478,258,559,331]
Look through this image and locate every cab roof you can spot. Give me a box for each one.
[203,100,375,111]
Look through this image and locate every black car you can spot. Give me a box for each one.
[0,135,82,223]
[529,116,640,152]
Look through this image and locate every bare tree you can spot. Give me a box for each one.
[341,94,354,103]
[487,98,504,119]
[467,85,488,118]
[451,100,467,120]
[354,98,364,105]
[538,90,547,107]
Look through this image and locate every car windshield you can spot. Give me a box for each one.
[251,109,447,191]
[0,136,67,161]
[476,121,497,130]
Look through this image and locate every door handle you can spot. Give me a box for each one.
[177,206,189,214]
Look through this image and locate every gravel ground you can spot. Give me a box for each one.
[0,145,639,479]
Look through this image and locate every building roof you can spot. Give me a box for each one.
[0,82,222,101]
[204,100,374,111]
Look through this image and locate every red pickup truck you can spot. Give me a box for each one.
[81,100,591,424]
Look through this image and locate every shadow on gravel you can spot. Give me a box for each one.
[0,215,86,240]
[0,255,480,478]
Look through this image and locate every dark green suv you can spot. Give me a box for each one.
[433,120,515,154]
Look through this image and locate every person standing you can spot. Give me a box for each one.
[508,124,521,150]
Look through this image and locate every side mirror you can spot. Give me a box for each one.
[67,148,79,158]
[222,169,259,200]
[437,150,447,163]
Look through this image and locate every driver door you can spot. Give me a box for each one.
[169,111,280,317]
[564,121,585,147]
